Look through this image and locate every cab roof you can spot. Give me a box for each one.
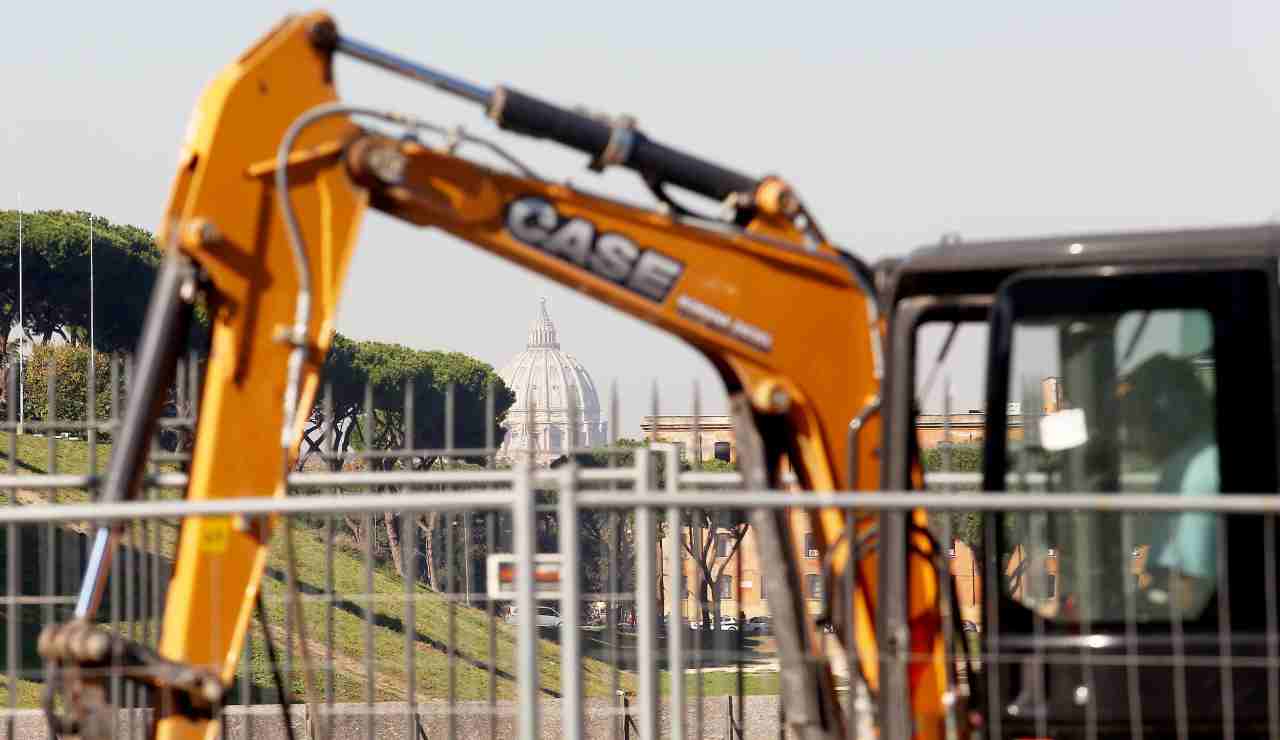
[885,222,1280,304]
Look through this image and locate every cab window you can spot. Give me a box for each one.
[1001,308,1218,622]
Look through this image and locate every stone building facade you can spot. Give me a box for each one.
[639,415,736,463]
[657,509,824,623]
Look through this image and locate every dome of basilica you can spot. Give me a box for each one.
[498,299,606,464]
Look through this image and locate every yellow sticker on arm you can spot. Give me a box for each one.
[199,517,231,553]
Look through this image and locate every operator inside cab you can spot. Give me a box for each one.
[1117,353,1219,614]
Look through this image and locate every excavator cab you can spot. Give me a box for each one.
[883,225,1280,738]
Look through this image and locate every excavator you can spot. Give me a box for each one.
[35,11,953,740]
[39,10,1280,740]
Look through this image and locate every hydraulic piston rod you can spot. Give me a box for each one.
[327,30,495,106]
[317,22,759,203]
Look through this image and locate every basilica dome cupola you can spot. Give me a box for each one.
[498,299,606,464]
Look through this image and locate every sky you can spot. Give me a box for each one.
[4,2,1279,432]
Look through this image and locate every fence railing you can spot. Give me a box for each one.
[0,357,1273,739]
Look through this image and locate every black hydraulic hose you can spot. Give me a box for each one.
[488,86,758,202]
[257,592,298,740]
[323,27,760,203]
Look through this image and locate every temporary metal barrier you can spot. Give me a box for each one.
[0,356,1275,739]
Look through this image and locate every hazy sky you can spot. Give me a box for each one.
[4,2,1278,432]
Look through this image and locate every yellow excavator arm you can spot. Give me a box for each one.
[41,12,947,740]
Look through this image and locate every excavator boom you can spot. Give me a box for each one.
[43,12,947,740]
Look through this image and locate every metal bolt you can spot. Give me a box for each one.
[176,667,200,693]
[751,381,791,414]
[308,18,338,51]
[80,630,110,663]
[200,222,221,244]
[775,188,800,218]
[37,624,58,659]
[366,146,408,185]
[179,275,198,304]
[202,676,224,706]
[181,219,222,250]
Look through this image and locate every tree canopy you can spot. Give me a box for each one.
[298,333,516,583]
[300,333,516,471]
[20,344,115,425]
[921,443,982,473]
[922,443,983,551]
[0,210,163,353]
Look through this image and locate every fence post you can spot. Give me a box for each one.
[878,504,911,738]
[664,444,685,740]
[514,460,539,740]
[619,690,631,740]
[635,447,658,739]
[559,463,583,740]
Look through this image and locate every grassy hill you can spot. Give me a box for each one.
[0,432,630,707]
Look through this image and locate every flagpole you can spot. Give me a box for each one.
[16,196,23,435]
[89,214,94,381]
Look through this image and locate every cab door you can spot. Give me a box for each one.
[979,260,1280,738]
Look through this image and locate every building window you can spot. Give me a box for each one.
[759,573,766,601]
[806,574,823,600]
[714,441,731,462]
[716,531,733,558]
[804,533,817,559]
[717,575,733,599]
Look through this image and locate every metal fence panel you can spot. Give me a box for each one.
[1,359,1276,739]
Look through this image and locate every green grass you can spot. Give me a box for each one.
[659,670,779,697]
[253,520,627,702]
[0,432,631,707]
[0,429,111,492]
[0,675,44,708]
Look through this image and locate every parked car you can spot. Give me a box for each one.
[505,606,563,629]
[687,617,739,631]
[746,616,772,635]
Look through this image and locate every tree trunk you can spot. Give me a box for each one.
[699,580,715,631]
[334,417,356,471]
[344,514,366,551]
[656,538,665,620]
[420,512,441,591]
[385,511,404,578]
[462,514,472,606]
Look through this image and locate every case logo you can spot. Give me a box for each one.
[505,197,683,302]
